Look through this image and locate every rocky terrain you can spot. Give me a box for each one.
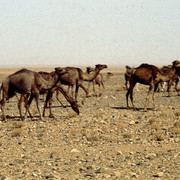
[0,68,180,179]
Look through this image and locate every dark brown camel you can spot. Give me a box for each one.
[38,71,79,117]
[86,66,113,96]
[59,64,107,104]
[126,61,180,111]
[0,68,68,121]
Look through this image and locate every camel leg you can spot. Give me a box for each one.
[92,81,96,96]
[18,94,24,120]
[44,91,54,118]
[144,85,154,111]
[153,83,160,111]
[79,84,88,104]
[42,91,54,118]
[167,81,171,97]
[99,82,104,97]
[75,85,79,102]
[87,82,91,92]
[98,84,102,97]
[24,94,34,120]
[175,78,180,95]
[34,92,44,121]
[126,81,135,110]
[0,99,6,121]
[24,94,32,119]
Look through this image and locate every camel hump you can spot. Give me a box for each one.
[77,68,84,79]
[138,63,161,78]
[10,68,32,77]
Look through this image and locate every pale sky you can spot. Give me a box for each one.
[0,0,180,67]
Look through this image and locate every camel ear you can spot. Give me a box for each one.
[126,66,131,69]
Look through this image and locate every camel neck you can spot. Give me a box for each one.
[83,68,99,81]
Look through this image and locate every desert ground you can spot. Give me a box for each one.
[0,66,180,180]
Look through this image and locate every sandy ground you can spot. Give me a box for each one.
[0,67,180,179]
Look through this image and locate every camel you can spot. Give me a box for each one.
[159,64,180,96]
[38,71,79,117]
[86,67,113,96]
[126,60,180,111]
[125,66,139,91]
[0,68,68,121]
[58,64,107,104]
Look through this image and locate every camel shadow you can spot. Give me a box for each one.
[51,105,73,108]
[111,106,153,111]
[5,115,41,121]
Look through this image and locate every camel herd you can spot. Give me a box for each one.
[125,60,180,111]
[0,60,180,121]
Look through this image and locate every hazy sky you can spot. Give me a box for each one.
[0,0,180,67]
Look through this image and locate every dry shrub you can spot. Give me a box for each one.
[174,121,180,128]
[153,132,164,141]
[148,118,156,125]
[13,121,25,129]
[172,127,180,135]
[160,111,168,117]
[123,132,132,139]
[70,129,78,136]
[95,111,104,118]
[87,135,99,141]
[81,129,89,137]
[51,120,59,126]
[117,123,126,130]
[11,129,23,137]
[32,107,39,115]
[174,110,180,117]
[151,123,160,131]
[116,86,125,91]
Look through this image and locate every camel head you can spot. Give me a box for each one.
[55,67,69,76]
[86,66,94,74]
[107,72,113,76]
[172,60,180,68]
[126,65,131,70]
[95,64,108,70]
[71,101,80,115]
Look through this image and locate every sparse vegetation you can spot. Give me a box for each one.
[11,129,23,137]
[153,132,164,141]
[148,118,156,125]
[123,132,132,139]
[174,110,180,117]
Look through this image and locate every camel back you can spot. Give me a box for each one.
[137,63,161,79]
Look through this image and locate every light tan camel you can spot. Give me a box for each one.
[86,66,113,96]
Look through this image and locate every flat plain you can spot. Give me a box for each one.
[0,66,179,179]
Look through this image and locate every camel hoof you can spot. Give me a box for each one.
[49,114,54,118]
[1,116,6,121]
